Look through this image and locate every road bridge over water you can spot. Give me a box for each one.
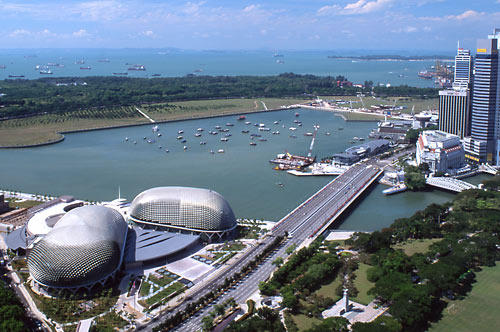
[144,160,383,332]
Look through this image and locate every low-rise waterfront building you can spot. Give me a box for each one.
[332,140,390,165]
[416,130,465,174]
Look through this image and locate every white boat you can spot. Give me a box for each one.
[245,121,251,125]
[217,149,224,153]
[220,137,229,142]
[178,130,184,134]
[289,127,297,131]
[274,121,279,124]
[197,128,204,131]
[125,137,128,141]
[177,136,183,140]
[152,125,159,132]
[183,145,188,150]
[382,184,408,195]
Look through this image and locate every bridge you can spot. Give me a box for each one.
[426,176,478,193]
[145,160,384,331]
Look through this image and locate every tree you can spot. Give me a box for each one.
[305,317,349,332]
[351,315,402,332]
[272,257,284,267]
[201,315,214,331]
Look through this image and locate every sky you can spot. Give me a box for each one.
[1,0,499,51]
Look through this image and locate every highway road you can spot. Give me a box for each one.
[144,160,382,332]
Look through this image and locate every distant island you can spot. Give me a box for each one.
[328,55,454,61]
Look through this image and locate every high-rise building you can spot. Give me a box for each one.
[439,88,471,138]
[464,36,499,164]
[438,46,472,139]
[453,48,473,89]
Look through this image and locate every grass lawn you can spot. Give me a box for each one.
[149,275,174,287]
[340,112,383,121]
[316,274,342,301]
[139,281,151,297]
[144,282,185,307]
[0,98,307,147]
[428,264,500,332]
[291,313,323,331]
[393,238,442,256]
[350,263,375,305]
[318,95,438,115]
[7,199,44,209]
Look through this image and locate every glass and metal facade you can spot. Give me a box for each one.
[129,187,237,238]
[464,37,499,164]
[27,205,128,290]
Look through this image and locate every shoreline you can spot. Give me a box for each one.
[0,105,301,149]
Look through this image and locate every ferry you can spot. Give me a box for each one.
[382,184,408,195]
[128,65,146,71]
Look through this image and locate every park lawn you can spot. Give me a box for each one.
[318,95,438,115]
[393,238,442,256]
[350,263,375,305]
[340,112,383,121]
[149,275,174,287]
[143,98,307,122]
[315,273,342,301]
[139,281,151,297]
[144,282,185,307]
[0,115,147,147]
[291,313,323,331]
[7,199,44,209]
[428,264,500,332]
[0,98,307,147]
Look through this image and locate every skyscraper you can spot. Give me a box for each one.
[439,89,470,138]
[463,36,499,164]
[438,46,472,139]
[453,48,473,89]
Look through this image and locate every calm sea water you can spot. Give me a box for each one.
[0,49,437,88]
[0,108,477,231]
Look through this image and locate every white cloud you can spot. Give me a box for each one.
[392,26,417,33]
[72,29,90,37]
[142,30,154,36]
[8,29,31,37]
[183,1,205,15]
[421,10,485,21]
[73,1,128,22]
[318,0,391,16]
[243,4,259,12]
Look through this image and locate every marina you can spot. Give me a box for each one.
[0,108,479,231]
